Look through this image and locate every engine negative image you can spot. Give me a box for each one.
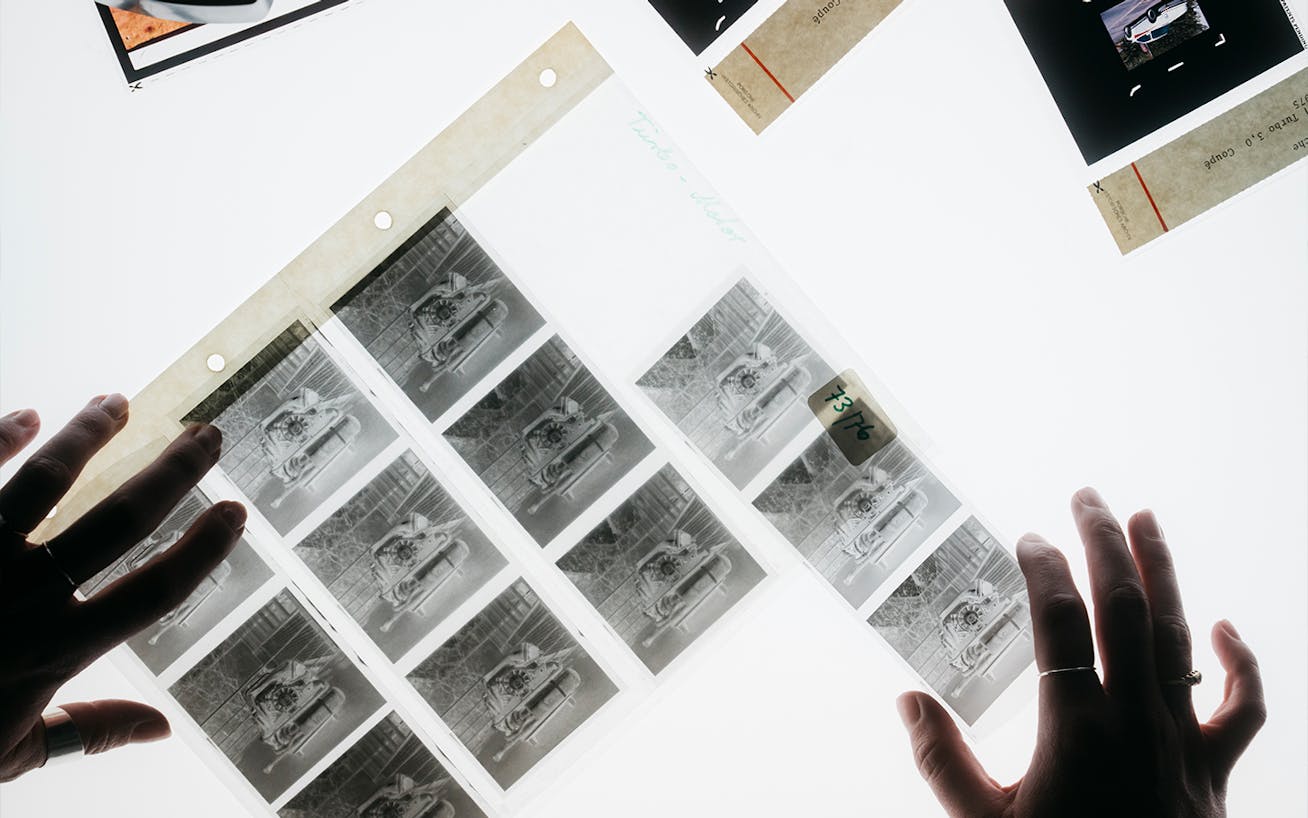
[638,278,836,490]
[184,323,398,537]
[755,436,961,609]
[406,580,618,788]
[558,465,766,673]
[444,336,655,546]
[334,209,546,424]
[293,451,508,663]
[280,712,487,818]
[868,518,1035,725]
[170,590,385,801]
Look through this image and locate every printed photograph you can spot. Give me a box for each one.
[1101,0,1210,70]
[444,336,655,546]
[867,519,1034,725]
[294,451,508,662]
[184,323,398,536]
[646,0,760,54]
[280,711,486,818]
[406,580,618,789]
[333,209,545,424]
[171,590,385,801]
[754,437,960,609]
[637,279,835,490]
[558,466,765,674]
[80,488,274,675]
[96,0,352,85]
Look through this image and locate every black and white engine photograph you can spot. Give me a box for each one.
[405,580,618,789]
[867,518,1035,725]
[638,278,836,490]
[170,590,386,801]
[444,336,655,546]
[279,712,487,818]
[79,488,276,675]
[333,209,546,424]
[184,323,399,536]
[557,465,766,674]
[293,451,509,662]
[753,436,961,609]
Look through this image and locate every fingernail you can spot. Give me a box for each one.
[1075,487,1105,509]
[1017,533,1046,548]
[218,502,247,531]
[194,424,223,456]
[130,714,171,743]
[1220,619,1242,641]
[5,408,39,429]
[1139,509,1164,538]
[98,393,129,421]
[896,694,922,728]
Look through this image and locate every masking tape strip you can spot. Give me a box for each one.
[1090,66,1308,254]
[808,368,898,467]
[707,0,903,134]
[33,23,612,541]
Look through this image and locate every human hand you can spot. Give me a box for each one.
[897,488,1266,818]
[0,395,246,781]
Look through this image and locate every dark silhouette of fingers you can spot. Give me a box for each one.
[0,395,128,535]
[0,408,41,468]
[72,501,245,658]
[1202,620,1266,781]
[897,692,1005,817]
[1127,510,1196,720]
[1072,488,1158,699]
[47,424,222,585]
[1016,534,1102,708]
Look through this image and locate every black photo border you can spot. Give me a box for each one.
[1003,0,1304,163]
[96,0,352,85]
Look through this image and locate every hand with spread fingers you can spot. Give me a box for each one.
[897,488,1266,818]
[0,395,246,782]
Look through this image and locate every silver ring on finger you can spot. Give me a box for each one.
[40,542,79,593]
[42,708,85,764]
[1162,669,1203,687]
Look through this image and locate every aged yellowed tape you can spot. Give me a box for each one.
[34,24,612,541]
[808,368,898,466]
[1091,67,1308,254]
[708,0,903,134]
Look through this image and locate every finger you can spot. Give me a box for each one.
[1072,487,1158,698]
[71,502,245,658]
[1202,620,1266,780]
[46,424,222,585]
[897,692,1006,817]
[1127,510,1196,719]
[0,700,169,782]
[0,395,128,534]
[1016,534,1102,705]
[0,409,41,467]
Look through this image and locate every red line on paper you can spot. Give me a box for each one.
[1131,162,1169,233]
[741,42,795,103]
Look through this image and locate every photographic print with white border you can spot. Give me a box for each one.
[557,464,767,674]
[405,578,619,789]
[293,450,509,663]
[183,322,399,537]
[443,335,655,547]
[333,208,547,426]
[753,435,961,610]
[279,710,488,818]
[637,277,836,491]
[79,488,275,675]
[169,588,386,802]
[867,518,1034,725]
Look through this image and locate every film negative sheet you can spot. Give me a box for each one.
[868,518,1034,726]
[36,22,1041,816]
[1002,0,1304,163]
[96,0,353,86]
[647,0,761,54]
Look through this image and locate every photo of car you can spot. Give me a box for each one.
[1125,0,1191,42]
[1100,0,1211,70]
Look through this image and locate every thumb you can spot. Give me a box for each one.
[897,692,1005,817]
[0,699,169,782]
[58,700,171,756]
